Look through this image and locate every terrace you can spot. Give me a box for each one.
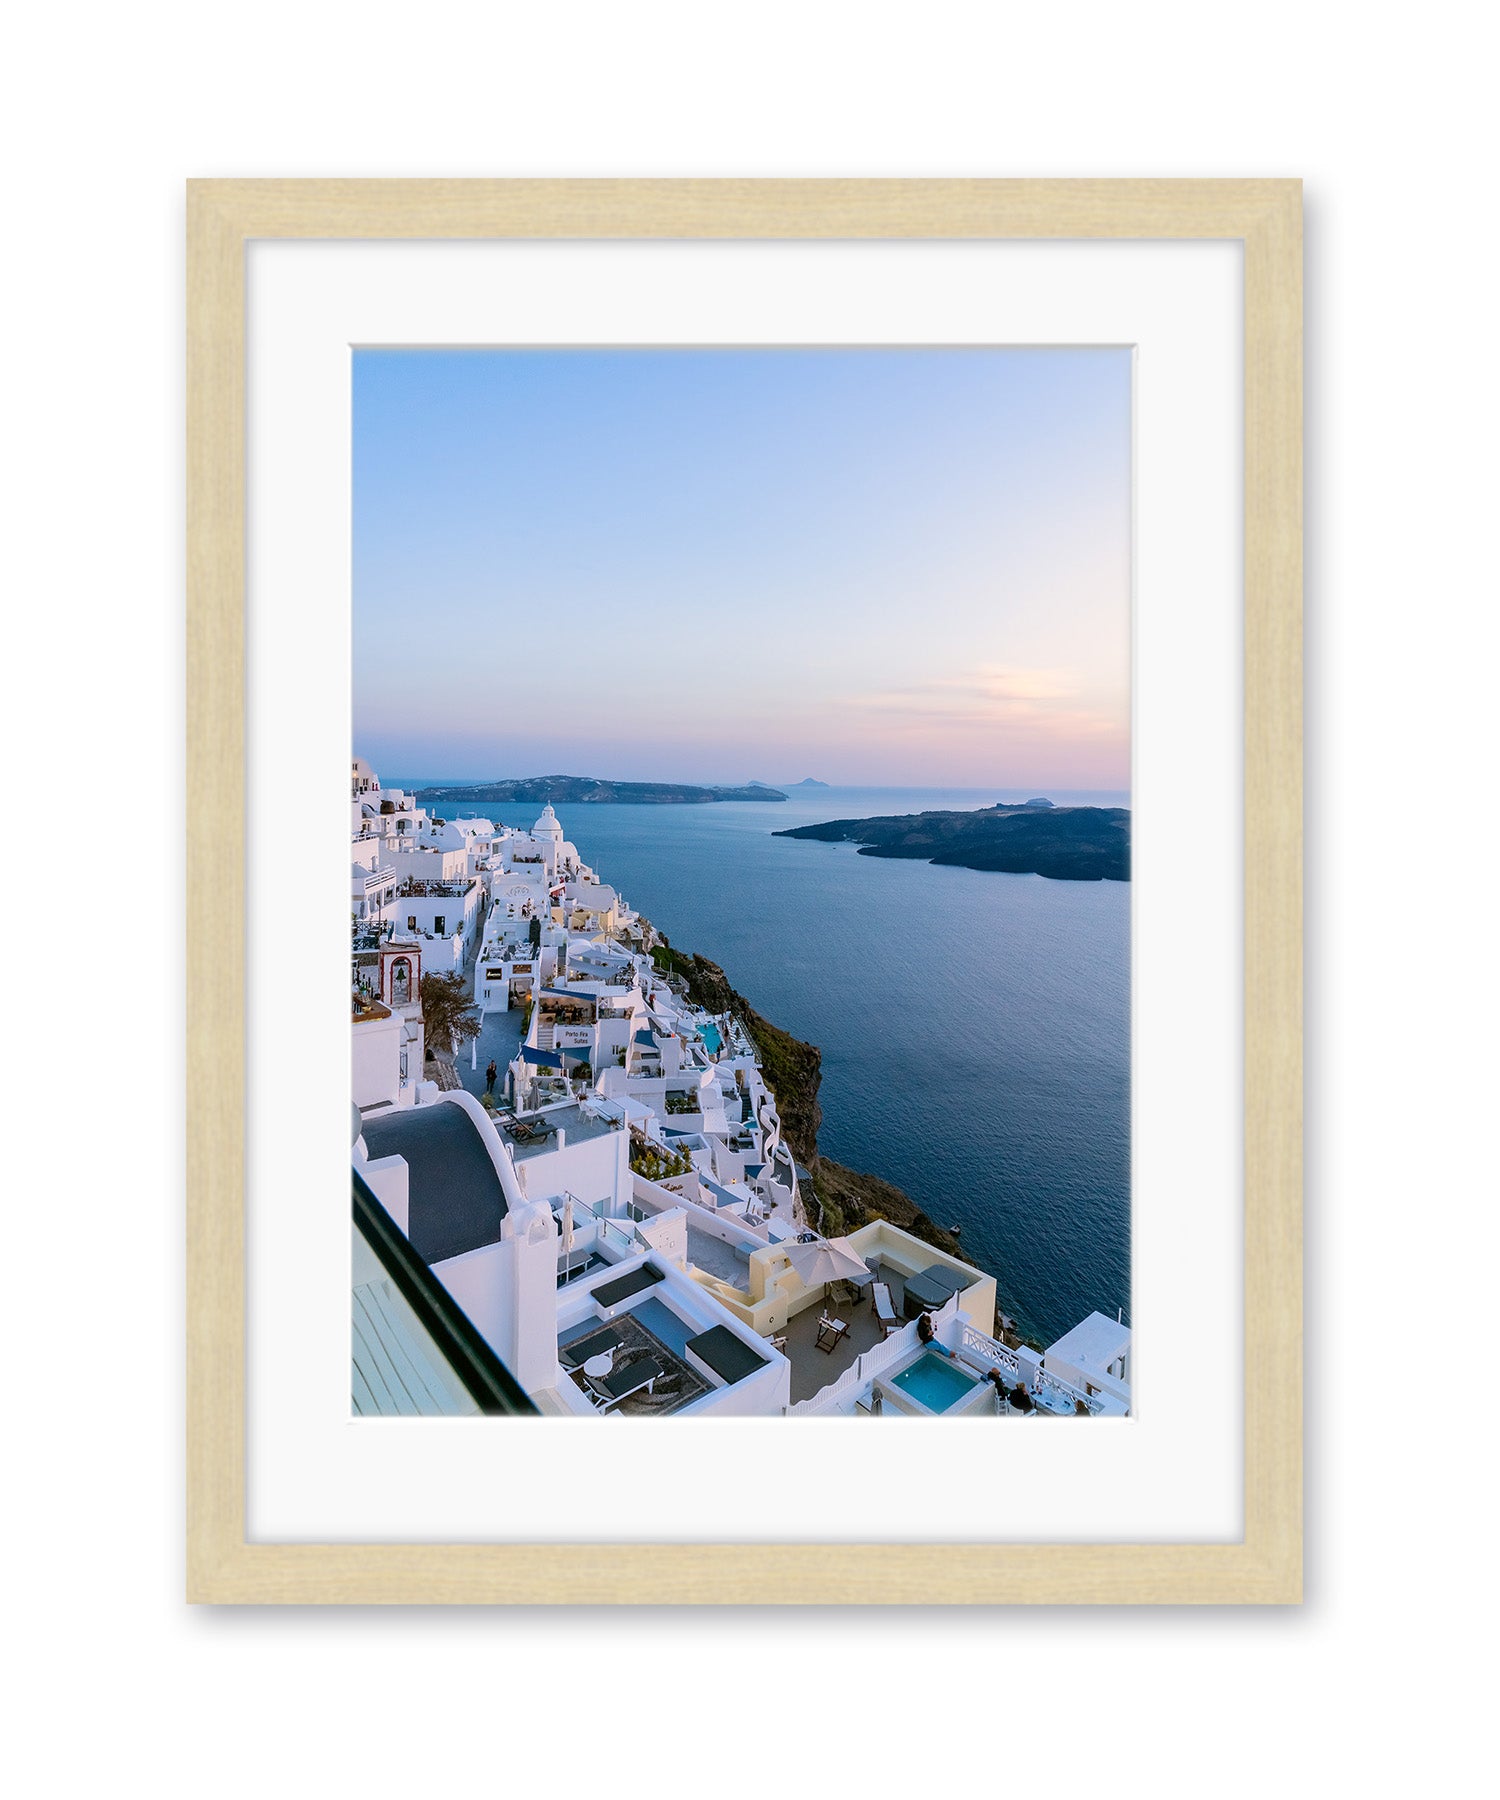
[557,1305,712,1415]
[685,1224,752,1285]
[397,877,470,898]
[501,1100,620,1163]
[554,1258,781,1417]
[780,1287,889,1405]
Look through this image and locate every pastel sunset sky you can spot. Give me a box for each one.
[353,347,1132,788]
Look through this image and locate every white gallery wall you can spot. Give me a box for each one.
[2,4,1492,1797]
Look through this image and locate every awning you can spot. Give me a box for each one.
[520,1045,563,1068]
[558,1045,593,1062]
[633,1029,657,1048]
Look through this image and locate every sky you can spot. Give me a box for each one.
[353,347,1132,787]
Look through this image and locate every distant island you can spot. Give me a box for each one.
[791,777,830,788]
[414,774,786,807]
[775,802,1130,882]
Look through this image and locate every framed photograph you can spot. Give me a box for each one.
[188,179,1301,1603]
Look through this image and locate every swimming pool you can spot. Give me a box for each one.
[888,1352,983,1414]
[699,1022,723,1055]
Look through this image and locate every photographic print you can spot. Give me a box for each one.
[350,346,1132,1421]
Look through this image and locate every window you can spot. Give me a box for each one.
[407,915,417,930]
[434,915,446,935]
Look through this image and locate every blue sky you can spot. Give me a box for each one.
[353,347,1131,786]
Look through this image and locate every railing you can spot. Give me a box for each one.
[959,1323,1022,1382]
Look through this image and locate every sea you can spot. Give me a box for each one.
[399,783,1130,1346]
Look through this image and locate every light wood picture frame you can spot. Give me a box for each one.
[187,178,1301,1605]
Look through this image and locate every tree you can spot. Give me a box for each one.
[419,970,481,1057]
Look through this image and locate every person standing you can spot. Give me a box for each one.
[485,1058,498,1095]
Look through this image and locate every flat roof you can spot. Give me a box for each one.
[360,1104,509,1265]
[1046,1310,1131,1369]
[508,1102,618,1161]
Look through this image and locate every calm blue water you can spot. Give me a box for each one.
[403,784,1130,1345]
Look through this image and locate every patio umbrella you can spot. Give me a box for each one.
[784,1235,868,1301]
[559,1193,574,1280]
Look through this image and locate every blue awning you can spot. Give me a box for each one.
[558,1045,593,1062]
[520,1045,563,1068]
[633,1029,657,1048]
[743,1163,765,1177]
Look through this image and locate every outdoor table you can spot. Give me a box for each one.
[583,1352,615,1379]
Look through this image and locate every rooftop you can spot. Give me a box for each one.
[360,1103,509,1265]
[503,1101,619,1163]
[1046,1310,1131,1371]
[686,1225,752,1285]
[782,1289,889,1405]
[558,1299,711,1415]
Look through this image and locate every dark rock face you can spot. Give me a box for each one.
[415,775,786,806]
[775,803,1129,882]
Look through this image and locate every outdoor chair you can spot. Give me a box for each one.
[814,1314,848,1354]
[870,1281,900,1336]
[583,1356,663,1412]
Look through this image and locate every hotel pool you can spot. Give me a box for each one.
[888,1352,983,1414]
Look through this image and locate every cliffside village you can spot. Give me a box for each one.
[350,756,1132,1420]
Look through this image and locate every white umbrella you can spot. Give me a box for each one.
[785,1235,869,1301]
[559,1194,574,1281]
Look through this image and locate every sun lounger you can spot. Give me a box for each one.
[584,1356,663,1411]
[870,1281,900,1336]
[560,1326,622,1371]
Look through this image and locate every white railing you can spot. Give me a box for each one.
[959,1324,1021,1381]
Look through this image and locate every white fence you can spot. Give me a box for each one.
[959,1323,1022,1381]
